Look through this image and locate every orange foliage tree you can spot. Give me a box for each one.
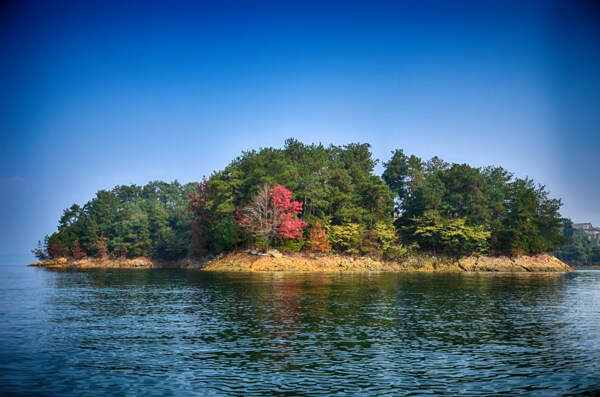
[306,221,331,253]
[72,239,86,259]
[97,236,108,258]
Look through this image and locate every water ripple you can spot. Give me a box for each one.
[1,267,599,395]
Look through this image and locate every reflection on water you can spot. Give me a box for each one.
[1,267,599,395]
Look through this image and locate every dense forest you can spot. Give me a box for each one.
[34,139,571,262]
[33,181,196,261]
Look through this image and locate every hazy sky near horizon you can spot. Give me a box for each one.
[1,0,599,259]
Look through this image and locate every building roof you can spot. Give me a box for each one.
[573,223,594,229]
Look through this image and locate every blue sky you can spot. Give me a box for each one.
[1,0,599,260]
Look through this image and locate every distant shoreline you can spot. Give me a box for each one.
[30,252,574,272]
[571,265,600,270]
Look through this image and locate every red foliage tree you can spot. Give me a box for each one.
[116,245,129,259]
[188,176,211,255]
[359,230,379,254]
[238,184,307,247]
[47,235,68,258]
[270,185,307,241]
[307,221,331,253]
[237,184,280,246]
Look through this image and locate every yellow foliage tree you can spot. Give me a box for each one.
[414,210,490,256]
[330,223,363,253]
[373,221,398,251]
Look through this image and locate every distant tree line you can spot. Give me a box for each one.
[554,221,600,267]
[34,139,567,261]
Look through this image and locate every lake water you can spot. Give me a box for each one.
[1,265,599,396]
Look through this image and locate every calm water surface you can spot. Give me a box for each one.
[0,265,599,396]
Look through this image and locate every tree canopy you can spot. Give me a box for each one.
[34,139,568,261]
[384,151,566,256]
[34,181,196,260]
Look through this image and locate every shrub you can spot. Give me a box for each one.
[280,239,306,252]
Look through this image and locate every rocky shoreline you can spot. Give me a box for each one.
[29,256,210,269]
[30,251,573,272]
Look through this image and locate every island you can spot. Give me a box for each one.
[31,139,574,272]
